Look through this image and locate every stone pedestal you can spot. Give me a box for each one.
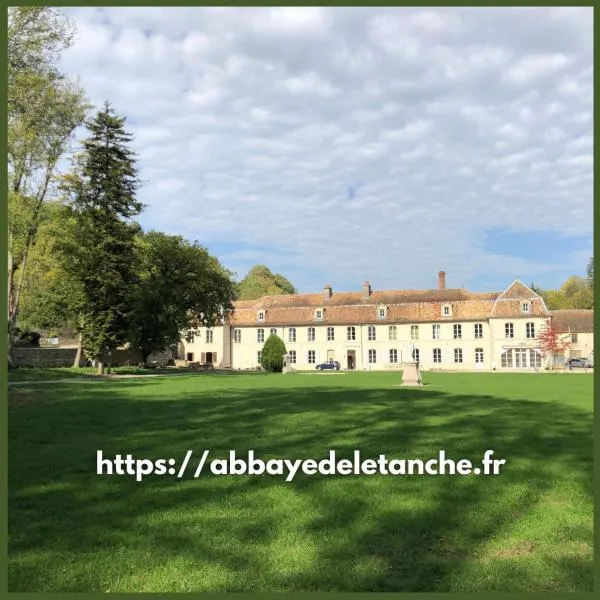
[282,353,292,374]
[401,362,422,386]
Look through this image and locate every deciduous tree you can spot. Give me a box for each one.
[237,265,296,300]
[536,320,572,370]
[127,232,237,366]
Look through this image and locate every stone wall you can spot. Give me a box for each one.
[11,348,78,368]
[11,347,174,368]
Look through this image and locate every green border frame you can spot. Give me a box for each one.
[2,2,597,599]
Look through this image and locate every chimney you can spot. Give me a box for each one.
[362,280,371,298]
[438,271,446,290]
[323,283,332,301]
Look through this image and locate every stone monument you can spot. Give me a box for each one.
[282,353,292,374]
[401,344,423,386]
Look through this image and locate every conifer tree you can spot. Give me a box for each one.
[59,101,142,373]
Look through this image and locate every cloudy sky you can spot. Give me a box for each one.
[59,7,593,294]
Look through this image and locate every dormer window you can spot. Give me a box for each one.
[377,305,387,319]
[441,304,452,317]
[257,310,265,322]
[522,302,530,314]
[314,308,324,321]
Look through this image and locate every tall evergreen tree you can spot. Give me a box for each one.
[59,102,142,373]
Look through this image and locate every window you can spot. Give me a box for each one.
[412,348,420,362]
[185,330,195,343]
[186,352,194,362]
[442,304,451,317]
[389,349,398,363]
[289,350,296,364]
[315,309,323,320]
[514,348,527,368]
[526,322,535,339]
[368,349,377,363]
[433,348,442,363]
[270,328,277,336]
[475,348,484,363]
[206,329,213,343]
[257,350,262,364]
[234,329,241,343]
[454,348,463,363]
[288,327,296,343]
[571,333,578,343]
[389,325,397,341]
[474,323,483,339]
[257,329,264,343]
[432,324,440,340]
[453,324,462,339]
[377,306,387,319]
[308,350,316,364]
[410,325,419,340]
[347,326,356,341]
[522,302,530,313]
[505,323,514,338]
[307,327,315,342]
[368,326,376,341]
[257,311,265,322]
[529,349,541,368]
[501,350,513,368]
[327,327,335,341]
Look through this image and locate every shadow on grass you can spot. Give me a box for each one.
[8,376,593,592]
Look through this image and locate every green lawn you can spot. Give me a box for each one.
[7,365,165,382]
[7,371,593,592]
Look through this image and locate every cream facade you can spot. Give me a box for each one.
[179,275,593,372]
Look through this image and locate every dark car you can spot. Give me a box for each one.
[316,360,340,371]
[567,358,592,369]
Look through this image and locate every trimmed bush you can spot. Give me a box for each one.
[260,334,287,373]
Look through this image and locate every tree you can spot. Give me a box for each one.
[560,276,593,310]
[8,7,75,91]
[127,231,237,366]
[260,334,287,373]
[536,320,572,370]
[58,102,142,373]
[7,7,88,364]
[237,265,296,300]
[529,282,544,297]
[17,202,87,366]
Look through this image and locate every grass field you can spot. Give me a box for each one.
[7,370,593,592]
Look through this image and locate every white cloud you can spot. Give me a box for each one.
[504,53,570,84]
[58,7,593,292]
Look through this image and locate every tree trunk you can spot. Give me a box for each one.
[72,332,83,368]
[141,350,150,367]
[7,157,57,341]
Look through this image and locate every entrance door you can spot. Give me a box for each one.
[205,352,213,364]
[347,350,355,370]
[515,348,527,368]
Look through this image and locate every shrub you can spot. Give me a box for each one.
[260,334,287,373]
[14,330,42,347]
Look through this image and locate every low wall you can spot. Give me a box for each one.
[11,347,175,368]
[11,348,78,368]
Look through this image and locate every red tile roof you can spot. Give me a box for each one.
[228,280,552,327]
[550,310,594,333]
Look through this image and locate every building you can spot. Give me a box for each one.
[550,309,594,364]
[179,272,594,372]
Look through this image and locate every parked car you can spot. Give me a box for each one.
[567,358,592,369]
[316,360,340,371]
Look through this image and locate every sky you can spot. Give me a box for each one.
[58,7,593,294]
